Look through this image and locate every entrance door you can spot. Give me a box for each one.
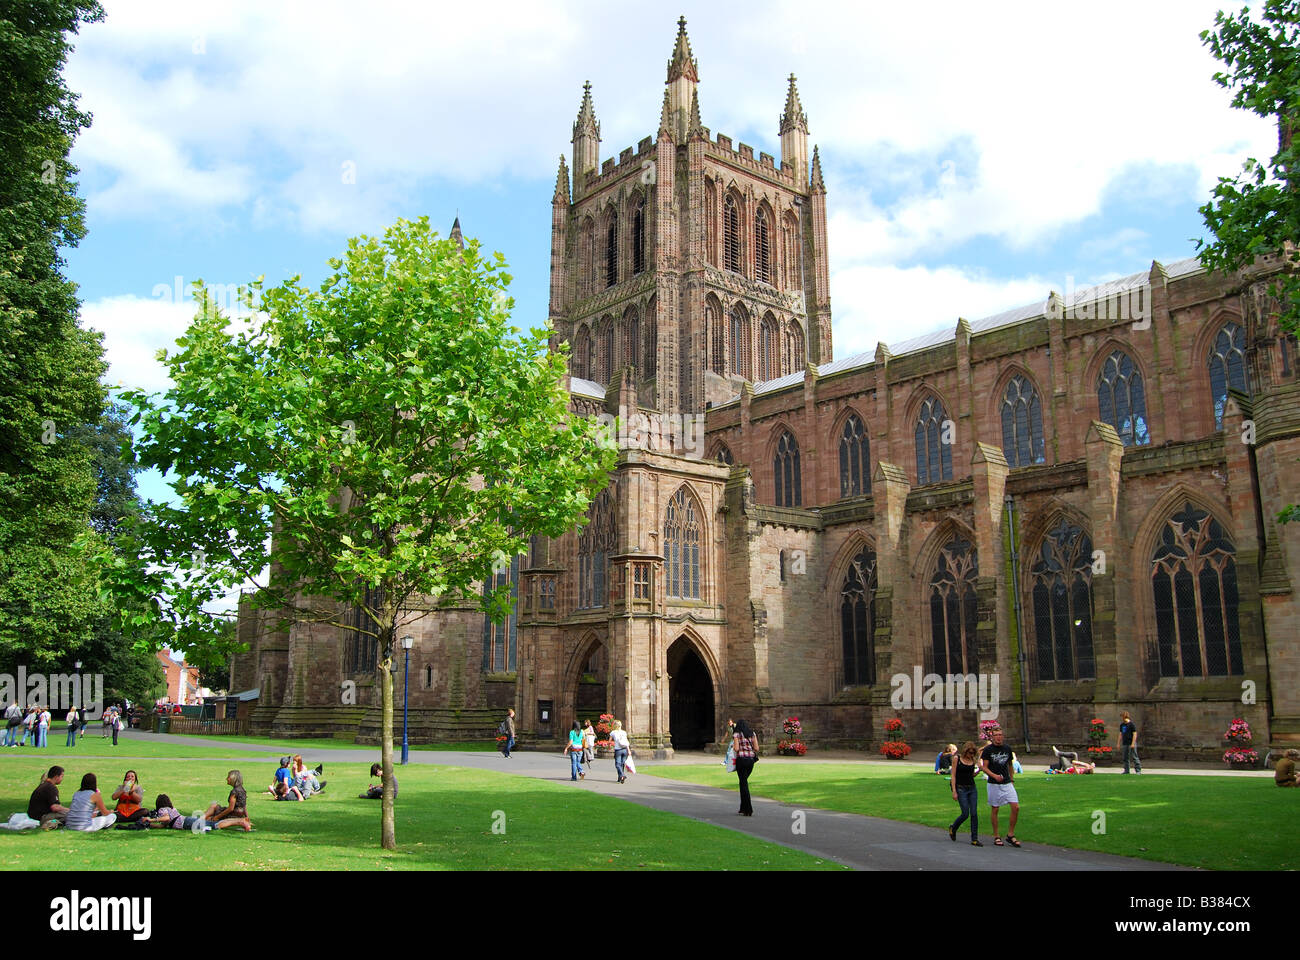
[668,638,714,750]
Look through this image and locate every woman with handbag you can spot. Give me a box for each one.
[733,718,758,816]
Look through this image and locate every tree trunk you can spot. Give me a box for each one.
[380,625,396,850]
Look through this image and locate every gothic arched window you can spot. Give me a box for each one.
[724,194,742,274]
[839,414,870,498]
[915,395,953,486]
[579,218,595,298]
[632,194,646,276]
[713,443,734,465]
[1151,502,1242,678]
[624,306,639,373]
[755,207,773,285]
[665,487,701,599]
[643,297,656,378]
[786,322,805,372]
[705,179,718,267]
[483,555,518,671]
[1001,374,1045,468]
[578,486,616,609]
[596,317,614,384]
[929,537,979,675]
[729,304,750,380]
[841,546,877,686]
[1097,349,1150,446]
[783,210,801,290]
[1208,321,1249,429]
[773,430,801,507]
[759,314,779,381]
[1029,519,1094,682]
[708,299,725,375]
[605,210,619,288]
[572,326,591,381]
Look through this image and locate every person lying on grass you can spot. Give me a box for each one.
[143,795,207,831]
[273,781,306,801]
[358,763,397,800]
[202,770,252,831]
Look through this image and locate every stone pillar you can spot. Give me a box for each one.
[872,460,911,736]
[971,443,1009,681]
[1084,420,1124,702]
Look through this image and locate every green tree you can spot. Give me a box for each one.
[0,1,109,664]
[108,218,615,849]
[1199,1,1300,326]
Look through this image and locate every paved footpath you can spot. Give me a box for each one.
[26,731,1192,872]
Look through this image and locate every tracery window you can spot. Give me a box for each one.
[759,314,779,381]
[708,299,725,375]
[841,547,877,686]
[783,210,801,290]
[482,556,518,671]
[773,430,801,507]
[597,318,615,384]
[724,194,741,274]
[915,395,953,485]
[729,304,751,380]
[1151,503,1242,678]
[632,194,646,275]
[713,443,734,466]
[755,207,773,285]
[839,414,870,498]
[786,322,805,372]
[346,585,383,675]
[578,487,616,610]
[579,218,595,298]
[929,538,979,675]
[1096,350,1150,446]
[664,487,701,600]
[624,307,639,372]
[1208,321,1249,429]
[572,326,591,381]
[1029,519,1094,682]
[1001,374,1045,467]
[605,210,618,288]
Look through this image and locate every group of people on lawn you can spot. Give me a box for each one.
[4,702,129,748]
[22,767,252,832]
[266,755,326,801]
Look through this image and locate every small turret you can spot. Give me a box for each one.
[450,216,463,251]
[665,16,699,142]
[810,144,826,194]
[553,155,570,206]
[780,74,809,187]
[571,81,601,198]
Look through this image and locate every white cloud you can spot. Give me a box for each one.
[79,294,194,393]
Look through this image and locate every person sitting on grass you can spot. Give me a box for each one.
[358,763,397,800]
[112,769,147,829]
[1275,749,1300,787]
[268,756,294,797]
[291,755,325,795]
[935,743,957,775]
[143,795,207,831]
[202,770,252,831]
[29,766,70,830]
[66,773,117,832]
[273,781,306,801]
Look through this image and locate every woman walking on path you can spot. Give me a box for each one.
[65,707,79,747]
[566,722,585,781]
[733,719,758,816]
[610,720,631,783]
[581,720,596,776]
[948,742,982,846]
[37,707,50,748]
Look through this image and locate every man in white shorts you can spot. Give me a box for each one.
[980,726,1021,847]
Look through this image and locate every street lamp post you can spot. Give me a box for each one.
[401,636,414,765]
[74,661,82,741]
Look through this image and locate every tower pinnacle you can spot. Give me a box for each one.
[810,144,826,193]
[553,155,570,205]
[666,16,699,83]
[572,81,600,141]
[779,74,808,135]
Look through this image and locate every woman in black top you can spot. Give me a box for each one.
[202,770,252,831]
[732,718,758,816]
[948,741,982,846]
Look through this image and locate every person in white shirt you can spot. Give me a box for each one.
[609,720,631,783]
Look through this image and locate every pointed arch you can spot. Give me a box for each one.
[666,625,722,697]
[706,293,726,376]
[729,301,752,380]
[603,206,619,288]
[622,304,640,373]
[785,320,805,373]
[710,441,734,465]
[829,532,878,686]
[579,217,595,298]
[595,314,615,384]
[723,190,744,275]
[1025,512,1095,682]
[758,312,780,381]
[577,484,617,609]
[767,424,802,507]
[643,294,657,378]
[754,200,774,285]
[704,177,718,267]
[630,191,647,276]
[572,324,591,381]
[922,525,980,676]
[993,365,1046,468]
[1089,342,1151,447]
[782,209,801,291]
[564,630,606,685]
[1206,317,1250,429]
[664,484,705,600]
[911,389,954,485]
[833,406,871,498]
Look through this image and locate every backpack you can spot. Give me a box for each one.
[497,720,508,736]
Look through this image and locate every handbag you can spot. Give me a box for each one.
[624,756,636,776]
[724,745,736,773]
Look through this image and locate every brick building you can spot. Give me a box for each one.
[233,20,1300,759]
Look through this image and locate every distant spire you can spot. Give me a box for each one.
[779,74,808,135]
[666,16,699,83]
[658,89,674,140]
[688,88,704,138]
[450,216,463,250]
[572,81,600,141]
[553,155,570,204]
[810,144,826,193]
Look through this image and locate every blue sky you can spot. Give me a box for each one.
[65,0,1276,513]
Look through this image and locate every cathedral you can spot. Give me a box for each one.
[233,19,1300,760]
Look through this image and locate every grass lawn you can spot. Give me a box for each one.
[643,762,1293,870]
[0,757,844,871]
[147,730,499,753]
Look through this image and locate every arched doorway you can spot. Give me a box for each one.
[574,637,608,726]
[668,637,715,750]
